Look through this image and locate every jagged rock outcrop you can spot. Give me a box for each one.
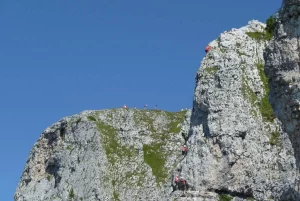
[14,109,188,201]
[178,20,297,201]
[15,1,300,200]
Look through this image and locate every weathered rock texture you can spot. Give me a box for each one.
[176,20,297,201]
[15,1,300,201]
[265,0,300,171]
[14,109,188,201]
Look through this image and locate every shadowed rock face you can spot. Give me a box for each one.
[265,0,300,172]
[15,1,300,201]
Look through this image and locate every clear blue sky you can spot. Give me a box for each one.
[1,0,281,200]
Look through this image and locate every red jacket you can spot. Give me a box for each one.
[205,45,211,52]
[181,146,188,151]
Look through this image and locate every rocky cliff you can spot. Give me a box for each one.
[15,1,300,201]
[14,109,189,201]
[265,0,300,170]
[180,20,297,201]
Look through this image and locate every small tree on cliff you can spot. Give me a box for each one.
[265,15,275,38]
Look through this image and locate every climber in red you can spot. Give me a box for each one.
[181,145,188,156]
[179,177,188,196]
[205,45,211,54]
[174,175,179,189]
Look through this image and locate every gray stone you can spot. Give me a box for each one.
[15,1,300,200]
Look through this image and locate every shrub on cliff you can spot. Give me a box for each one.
[265,15,275,36]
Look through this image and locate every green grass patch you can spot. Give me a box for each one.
[69,188,75,200]
[113,191,120,201]
[94,119,139,198]
[143,143,168,184]
[88,109,186,192]
[46,174,52,181]
[241,64,275,122]
[246,31,272,41]
[270,129,280,146]
[240,15,275,43]
[95,121,136,165]
[256,63,275,122]
[135,110,186,185]
[203,66,218,76]
[87,116,97,121]
[168,121,182,133]
[219,194,233,201]
[165,111,186,134]
[66,145,72,150]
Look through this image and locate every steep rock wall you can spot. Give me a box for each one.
[265,0,300,171]
[179,20,297,201]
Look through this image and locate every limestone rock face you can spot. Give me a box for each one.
[15,2,300,201]
[179,20,297,201]
[14,109,188,201]
[265,0,300,171]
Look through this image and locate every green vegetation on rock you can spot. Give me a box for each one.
[87,116,97,122]
[265,15,275,37]
[246,31,272,41]
[69,188,75,200]
[113,191,120,201]
[143,143,167,184]
[219,194,233,201]
[270,128,280,146]
[241,64,275,122]
[256,63,275,122]
[96,120,136,165]
[165,111,186,133]
[88,109,186,194]
[136,110,186,184]
[46,174,52,181]
[203,66,218,76]
[246,16,275,42]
